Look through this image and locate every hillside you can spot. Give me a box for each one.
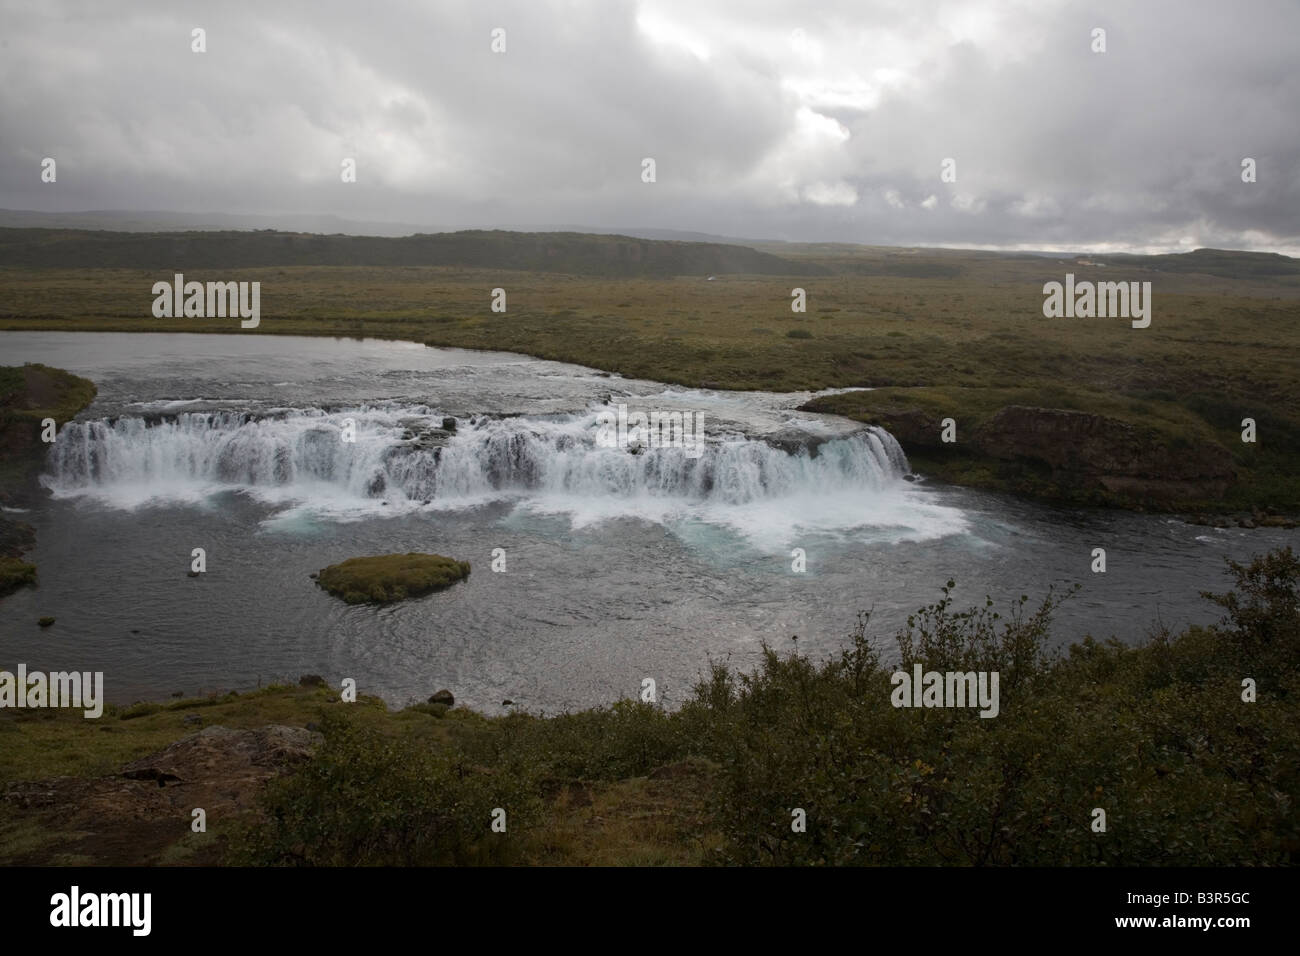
[0,227,830,277]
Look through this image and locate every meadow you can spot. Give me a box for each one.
[2,237,1297,511]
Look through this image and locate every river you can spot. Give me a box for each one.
[0,331,1291,712]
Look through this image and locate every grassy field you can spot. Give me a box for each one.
[0,239,1297,510]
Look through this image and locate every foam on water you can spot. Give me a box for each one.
[41,403,968,545]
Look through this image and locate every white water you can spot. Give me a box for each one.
[42,404,962,547]
[3,333,1288,710]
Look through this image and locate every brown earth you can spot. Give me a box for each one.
[1,725,321,865]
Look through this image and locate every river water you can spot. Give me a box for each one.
[0,332,1291,712]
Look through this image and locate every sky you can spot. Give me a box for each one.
[1,0,1297,254]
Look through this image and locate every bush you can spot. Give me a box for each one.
[231,711,540,865]
[694,553,1300,865]
[230,548,1300,867]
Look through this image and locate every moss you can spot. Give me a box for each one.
[0,556,36,596]
[804,384,1262,511]
[315,552,471,604]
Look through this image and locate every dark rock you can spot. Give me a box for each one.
[974,406,1237,502]
[120,768,183,788]
[299,674,327,688]
[764,428,833,459]
[182,714,202,726]
[187,570,200,578]
[428,689,454,706]
[398,419,456,450]
[37,616,55,627]
[502,699,515,706]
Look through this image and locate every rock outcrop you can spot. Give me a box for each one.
[973,406,1236,502]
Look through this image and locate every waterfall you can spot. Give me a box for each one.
[43,405,911,508]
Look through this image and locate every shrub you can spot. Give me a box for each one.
[231,711,540,865]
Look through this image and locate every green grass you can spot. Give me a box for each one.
[315,553,471,604]
[0,250,1296,511]
[0,556,36,596]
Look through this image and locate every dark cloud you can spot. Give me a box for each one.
[1,0,1295,252]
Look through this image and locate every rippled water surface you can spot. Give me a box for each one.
[1,332,1292,712]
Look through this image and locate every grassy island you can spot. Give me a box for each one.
[315,553,472,604]
[0,363,98,595]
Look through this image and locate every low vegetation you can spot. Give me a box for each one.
[0,557,36,597]
[0,363,98,596]
[4,547,1295,866]
[2,233,1295,513]
[315,553,471,604]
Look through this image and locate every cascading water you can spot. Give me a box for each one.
[6,332,1276,712]
[42,405,912,511]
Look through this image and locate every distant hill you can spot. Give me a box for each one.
[1101,248,1300,279]
[0,209,762,246]
[0,208,425,237]
[0,227,830,277]
[1,221,1295,284]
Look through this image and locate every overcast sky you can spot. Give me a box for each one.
[2,0,1297,254]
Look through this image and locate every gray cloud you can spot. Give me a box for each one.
[1,0,1296,253]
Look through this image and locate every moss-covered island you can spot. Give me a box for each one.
[0,363,98,596]
[315,552,472,604]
